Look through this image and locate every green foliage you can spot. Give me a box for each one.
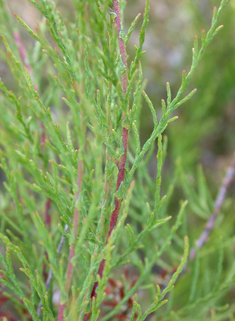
[0,0,234,320]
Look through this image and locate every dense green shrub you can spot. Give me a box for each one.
[0,0,234,320]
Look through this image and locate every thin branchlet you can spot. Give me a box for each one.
[37,224,69,317]
[57,160,83,321]
[190,155,235,260]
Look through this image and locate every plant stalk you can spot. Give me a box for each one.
[90,0,129,301]
[57,159,83,321]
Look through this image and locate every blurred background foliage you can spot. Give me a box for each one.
[1,0,235,319]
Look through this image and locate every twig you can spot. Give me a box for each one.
[90,0,129,300]
[145,155,235,320]
[57,160,83,321]
[14,31,33,76]
[190,155,235,260]
[37,224,69,317]
[113,0,128,96]
[43,198,52,282]
[173,155,235,280]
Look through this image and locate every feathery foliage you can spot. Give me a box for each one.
[0,0,234,320]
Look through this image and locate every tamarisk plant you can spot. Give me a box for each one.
[0,0,233,320]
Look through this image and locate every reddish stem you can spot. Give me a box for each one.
[113,0,128,96]
[90,259,106,298]
[57,160,83,320]
[57,303,66,321]
[45,198,52,227]
[43,198,51,281]
[90,91,129,302]
[108,127,128,237]
[90,0,129,304]
[14,31,33,76]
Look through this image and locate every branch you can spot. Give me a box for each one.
[90,0,129,301]
[190,155,235,260]
[57,160,83,321]
[145,155,235,321]
[43,198,51,282]
[37,224,69,317]
[113,0,128,96]
[14,31,33,76]
[168,155,235,283]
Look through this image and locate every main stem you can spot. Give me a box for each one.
[57,160,83,321]
[90,0,129,299]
